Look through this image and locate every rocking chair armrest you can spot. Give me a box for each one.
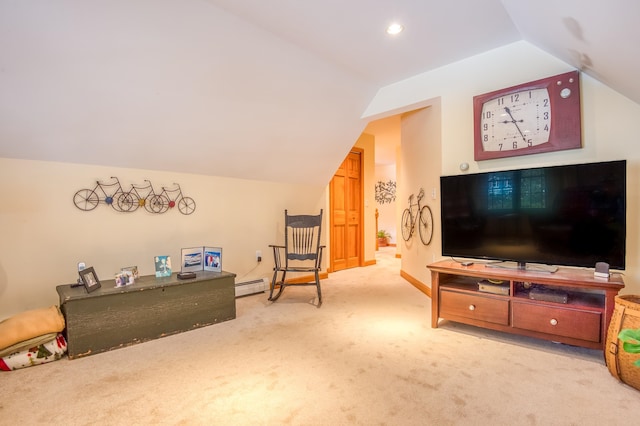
[269,245,285,269]
[316,245,325,269]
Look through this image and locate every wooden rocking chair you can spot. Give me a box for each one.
[269,209,324,307]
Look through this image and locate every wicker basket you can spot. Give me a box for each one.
[605,295,640,391]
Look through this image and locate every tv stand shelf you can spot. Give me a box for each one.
[427,260,624,350]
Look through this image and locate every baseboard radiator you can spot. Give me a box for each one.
[235,278,269,298]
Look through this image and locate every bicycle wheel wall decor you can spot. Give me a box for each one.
[401,188,433,245]
[73,177,196,215]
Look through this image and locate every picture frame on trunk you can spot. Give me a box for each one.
[204,247,222,272]
[181,247,204,273]
[79,267,101,293]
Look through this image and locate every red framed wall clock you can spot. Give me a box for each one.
[473,70,581,161]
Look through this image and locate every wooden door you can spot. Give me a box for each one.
[330,150,362,272]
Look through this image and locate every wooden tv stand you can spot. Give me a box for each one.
[427,260,624,350]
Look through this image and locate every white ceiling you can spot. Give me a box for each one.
[207,0,521,87]
[0,0,638,185]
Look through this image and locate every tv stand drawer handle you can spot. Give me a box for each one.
[468,304,476,311]
[550,318,558,326]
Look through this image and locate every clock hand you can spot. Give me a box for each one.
[504,107,527,143]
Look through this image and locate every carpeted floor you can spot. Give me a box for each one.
[2,247,639,425]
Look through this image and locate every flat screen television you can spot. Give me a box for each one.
[440,160,626,271]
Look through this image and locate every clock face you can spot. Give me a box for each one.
[473,71,581,161]
[480,88,551,152]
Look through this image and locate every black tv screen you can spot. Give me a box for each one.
[440,160,626,270]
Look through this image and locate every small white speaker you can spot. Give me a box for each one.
[594,262,610,279]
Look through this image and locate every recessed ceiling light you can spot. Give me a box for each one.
[386,23,404,35]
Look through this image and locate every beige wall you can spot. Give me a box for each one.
[0,134,378,318]
[354,133,377,265]
[365,40,640,294]
[0,159,327,317]
[374,164,397,244]
[398,104,442,286]
[365,115,401,244]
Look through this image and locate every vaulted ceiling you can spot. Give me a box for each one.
[1,1,638,185]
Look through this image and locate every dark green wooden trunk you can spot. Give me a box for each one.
[57,271,236,359]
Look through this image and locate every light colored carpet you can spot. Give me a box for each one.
[2,247,639,425]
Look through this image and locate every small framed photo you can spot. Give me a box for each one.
[203,247,222,272]
[154,255,172,277]
[115,270,135,287]
[79,267,101,293]
[181,247,204,273]
[121,265,139,279]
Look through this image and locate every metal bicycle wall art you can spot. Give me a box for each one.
[401,188,433,245]
[375,180,396,204]
[73,177,196,215]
